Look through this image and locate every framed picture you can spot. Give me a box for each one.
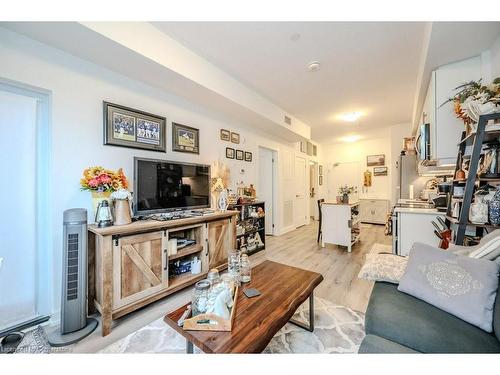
[103,102,166,152]
[319,165,323,176]
[319,175,323,186]
[367,154,385,166]
[236,149,244,160]
[226,147,235,159]
[373,166,388,176]
[231,132,240,144]
[172,122,200,154]
[220,129,230,141]
[244,151,252,162]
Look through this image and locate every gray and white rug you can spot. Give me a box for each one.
[369,243,393,255]
[100,297,365,354]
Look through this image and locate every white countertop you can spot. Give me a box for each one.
[394,207,446,215]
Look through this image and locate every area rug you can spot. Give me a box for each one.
[100,297,365,354]
[10,326,72,354]
[369,243,393,255]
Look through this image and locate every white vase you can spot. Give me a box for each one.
[218,190,228,211]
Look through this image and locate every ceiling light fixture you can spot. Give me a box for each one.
[342,135,361,143]
[340,112,362,122]
[307,61,321,72]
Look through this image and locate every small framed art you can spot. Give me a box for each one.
[244,151,252,162]
[103,102,166,152]
[172,122,200,154]
[231,132,240,144]
[226,147,235,159]
[236,149,244,160]
[220,129,230,141]
[367,154,385,166]
[373,166,388,176]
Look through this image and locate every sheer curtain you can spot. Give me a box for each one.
[0,83,50,332]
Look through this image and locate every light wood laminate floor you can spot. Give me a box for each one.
[72,221,390,353]
[253,221,390,312]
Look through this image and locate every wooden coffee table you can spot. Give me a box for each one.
[164,260,323,353]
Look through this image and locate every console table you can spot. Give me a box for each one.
[87,210,238,336]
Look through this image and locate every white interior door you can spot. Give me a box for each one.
[294,156,307,227]
[309,162,318,220]
[258,147,274,235]
[0,90,39,331]
[328,161,362,201]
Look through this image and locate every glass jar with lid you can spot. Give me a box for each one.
[228,249,241,286]
[207,268,221,288]
[240,254,251,283]
[192,279,210,316]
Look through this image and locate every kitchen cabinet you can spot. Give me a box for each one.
[395,208,446,256]
[359,199,389,224]
[419,56,482,165]
[321,202,361,253]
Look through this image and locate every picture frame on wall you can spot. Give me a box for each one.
[220,129,230,141]
[367,154,385,166]
[231,132,240,144]
[319,175,323,186]
[244,151,252,162]
[236,149,244,160]
[226,147,235,159]
[373,166,388,176]
[103,101,166,152]
[172,122,200,154]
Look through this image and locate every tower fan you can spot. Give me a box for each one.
[48,208,98,346]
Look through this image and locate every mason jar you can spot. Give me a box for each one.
[192,279,210,316]
[240,254,251,283]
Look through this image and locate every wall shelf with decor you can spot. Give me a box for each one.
[445,112,500,245]
[228,201,266,255]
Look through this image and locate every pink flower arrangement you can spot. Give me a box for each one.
[80,166,129,192]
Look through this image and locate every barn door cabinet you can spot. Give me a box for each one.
[88,211,237,336]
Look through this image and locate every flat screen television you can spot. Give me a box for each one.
[133,157,211,215]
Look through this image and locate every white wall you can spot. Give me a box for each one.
[322,123,410,205]
[491,34,500,78]
[0,27,316,319]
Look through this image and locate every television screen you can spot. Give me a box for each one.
[134,158,211,215]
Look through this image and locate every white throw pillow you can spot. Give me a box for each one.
[358,253,408,284]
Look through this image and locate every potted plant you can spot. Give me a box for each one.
[338,185,357,204]
[80,166,129,216]
[442,77,500,134]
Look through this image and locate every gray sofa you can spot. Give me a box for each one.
[359,281,500,353]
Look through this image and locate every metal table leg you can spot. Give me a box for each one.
[289,291,314,332]
[186,340,194,354]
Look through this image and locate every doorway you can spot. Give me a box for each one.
[294,155,307,227]
[258,146,277,235]
[309,161,319,220]
[0,79,51,333]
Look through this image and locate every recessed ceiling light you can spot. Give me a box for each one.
[342,135,361,143]
[307,61,321,72]
[340,112,362,122]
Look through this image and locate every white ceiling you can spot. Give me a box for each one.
[153,22,427,142]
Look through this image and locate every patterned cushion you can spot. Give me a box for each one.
[398,242,500,332]
[358,253,408,284]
